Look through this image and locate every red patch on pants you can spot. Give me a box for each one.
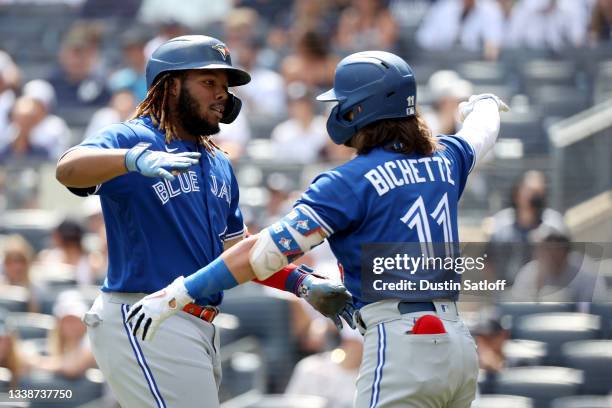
[411,315,446,334]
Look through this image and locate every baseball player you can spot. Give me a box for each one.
[55,35,354,408]
[127,51,509,407]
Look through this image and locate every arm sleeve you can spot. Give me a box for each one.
[455,98,501,166]
[438,134,476,197]
[223,165,246,241]
[64,123,142,197]
[294,170,362,236]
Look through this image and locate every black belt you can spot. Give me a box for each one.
[398,301,436,314]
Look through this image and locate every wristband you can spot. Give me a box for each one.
[184,258,238,300]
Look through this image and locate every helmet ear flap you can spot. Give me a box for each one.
[326,103,357,145]
[221,93,242,124]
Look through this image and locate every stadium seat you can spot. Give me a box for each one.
[551,395,612,408]
[494,366,583,408]
[0,286,30,313]
[221,293,298,393]
[529,86,590,119]
[520,60,577,90]
[457,61,508,86]
[499,111,547,155]
[561,340,612,395]
[504,339,547,367]
[590,303,612,337]
[498,302,574,326]
[0,367,13,393]
[6,313,55,340]
[23,368,104,408]
[475,394,533,408]
[513,313,601,363]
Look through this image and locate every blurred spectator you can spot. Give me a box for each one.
[507,0,588,49]
[263,172,296,225]
[0,96,52,164]
[47,24,110,108]
[235,0,290,25]
[589,0,612,44]
[511,231,608,303]
[84,89,137,140]
[234,38,286,117]
[30,291,96,379]
[38,219,97,285]
[422,70,473,136]
[0,51,21,135]
[1,235,47,313]
[270,83,327,163]
[487,171,569,281]
[472,316,509,394]
[21,80,72,160]
[108,28,149,102]
[285,327,363,408]
[281,30,339,89]
[143,18,188,58]
[138,0,231,30]
[416,0,504,60]
[335,0,399,53]
[0,319,22,389]
[81,197,108,284]
[223,7,262,62]
[80,0,142,19]
[215,110,252,161]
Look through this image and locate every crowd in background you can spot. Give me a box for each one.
[0,0,611,406]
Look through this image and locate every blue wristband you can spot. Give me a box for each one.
[184,258,238,300]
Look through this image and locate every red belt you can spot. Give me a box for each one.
[182,303,219,323]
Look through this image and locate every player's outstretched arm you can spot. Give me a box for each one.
[456,93,509,165]
[126,208,356,340]
[56,143,201,188]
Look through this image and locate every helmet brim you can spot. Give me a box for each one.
[192,64,251,87]
[316,88,339,102]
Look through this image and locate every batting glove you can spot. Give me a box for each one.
[297,266,356,331]
[125,142,201,182]
[458,93,509,123]
[125,276,194,342]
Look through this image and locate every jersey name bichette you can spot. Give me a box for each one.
[365,157,455,196]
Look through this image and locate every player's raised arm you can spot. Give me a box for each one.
[56,144,200,188]
[455,93,509,165]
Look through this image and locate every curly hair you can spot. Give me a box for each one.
[348,111,441,156]
[132,72,223,155]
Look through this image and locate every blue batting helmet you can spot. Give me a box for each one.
[146,35,251,124]
[317,51,417,145]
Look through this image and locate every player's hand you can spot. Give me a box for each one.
[125,142,201,182]
[458,93,509,123]
[296,265,356,331]
[125,276,194,341]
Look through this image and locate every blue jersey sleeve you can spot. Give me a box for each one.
[438,135,476,198]
[76,123,143,196]
[294,170,362,236]
[223,165,245,241]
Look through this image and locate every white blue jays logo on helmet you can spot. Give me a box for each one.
[212,44,230,60]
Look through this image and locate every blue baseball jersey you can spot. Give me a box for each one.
[72,116,245,305]
[295,136,475,308]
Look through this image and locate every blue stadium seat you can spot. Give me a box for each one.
[551,395,612,408]
[475,394,533,408]
[561,340,612,395]
[0,286,30,313]
[504,339,548,367]
[498,302,575,326]
[23,368,104,408]
[6,313,55,340]
[590,303,612,337]
[513,313,601,363]
[494,366,583,408]
[457,61,508,86]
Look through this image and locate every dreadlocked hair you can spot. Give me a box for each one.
[132,72,226,156]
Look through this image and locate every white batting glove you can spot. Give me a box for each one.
[458,93,509,123]
[125,276,194,341]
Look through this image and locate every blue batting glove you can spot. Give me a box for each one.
[125,143,201,182]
